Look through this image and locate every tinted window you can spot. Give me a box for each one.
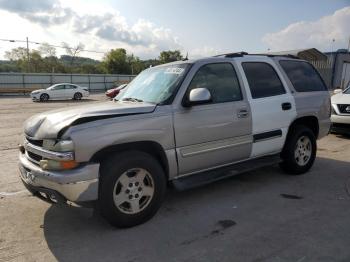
[52,85,65,90]
[188,63,242,103]
[279,60,327,92]
[65,85,77,89]
[242,62,285,99]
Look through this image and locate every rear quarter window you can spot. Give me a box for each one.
[242,62,286,99]
[279,60,327,92]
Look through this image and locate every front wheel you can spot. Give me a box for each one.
[40,93,49,102]
[98,151,166,228]
[280,125,317,175]
[73,92,82,100]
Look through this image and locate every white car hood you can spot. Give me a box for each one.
[31,89,46,93]
[24,101,156,139]
[331,93,350,104]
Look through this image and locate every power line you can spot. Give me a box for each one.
[0,38,106,54]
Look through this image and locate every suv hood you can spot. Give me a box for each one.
[24,101,156,139]
[331,93,350,104]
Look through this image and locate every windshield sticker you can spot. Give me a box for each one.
[164,67,185,74]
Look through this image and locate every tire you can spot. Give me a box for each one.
[40,93,49,102]
[280,125,317,175]
[73,92,82,100]
[98,151,167,228]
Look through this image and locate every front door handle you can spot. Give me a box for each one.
[282,102,292,111]
[237,109,249,118]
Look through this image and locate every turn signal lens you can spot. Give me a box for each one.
[61,160,78,170]
[40,159,78,170]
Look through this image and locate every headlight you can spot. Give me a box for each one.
[40,159,78,170]
[42,139,74,152]
[31,91,40,94]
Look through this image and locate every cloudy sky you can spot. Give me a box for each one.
[0,0,349,60]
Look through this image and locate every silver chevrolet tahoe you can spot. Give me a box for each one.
[19,53,331,227]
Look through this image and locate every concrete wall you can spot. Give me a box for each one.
[0,73,136,94]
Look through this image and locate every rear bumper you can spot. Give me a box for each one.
[19,152,99,203]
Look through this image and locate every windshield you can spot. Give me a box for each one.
[116,63,190,104]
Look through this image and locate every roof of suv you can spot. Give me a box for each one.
[157,52,303,67]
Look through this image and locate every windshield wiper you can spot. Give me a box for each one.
[121,97,143,102]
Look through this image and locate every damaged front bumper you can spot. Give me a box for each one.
[19,152,100,203]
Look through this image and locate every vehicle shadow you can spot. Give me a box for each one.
[43,156,350,262]
[38,99,97,103]
[334,133,350,139]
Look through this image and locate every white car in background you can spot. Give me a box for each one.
[30,83,89,102]
[331,86,350,134]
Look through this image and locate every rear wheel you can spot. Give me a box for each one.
[280,125,316,175]
[73,92,82,100]
[40,93,49,102]
[98,151,166,228]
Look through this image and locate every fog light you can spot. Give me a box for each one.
[40,159,78,170]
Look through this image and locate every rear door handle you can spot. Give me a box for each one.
[237,109,249,118]
[282,102,292,111]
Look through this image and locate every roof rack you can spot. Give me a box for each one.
[213,52,299,59]
[213,51,248,58]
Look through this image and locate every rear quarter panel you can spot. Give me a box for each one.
[273,58,331,139]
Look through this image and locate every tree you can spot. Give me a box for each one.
[126,54,146,74]
[101,48,132,74]
[62,42,85,66]
[159,50,183,64]
[39,43,56,57]
[5,47,29,71]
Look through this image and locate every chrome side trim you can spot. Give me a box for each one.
[24,141,74,161]
[179,135,253,158]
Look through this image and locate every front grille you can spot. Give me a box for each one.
[337,104,350,114]
[26,137,43,147]
[27,151,42,163]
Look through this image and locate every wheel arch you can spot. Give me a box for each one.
[90,141,170,179]
[288,115,319,138]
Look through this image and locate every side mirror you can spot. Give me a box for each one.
[185,88,211,106]
[333,89,343,94]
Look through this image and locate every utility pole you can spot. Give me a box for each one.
[26,37,30,72]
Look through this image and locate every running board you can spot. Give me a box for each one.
[172,154,282,191]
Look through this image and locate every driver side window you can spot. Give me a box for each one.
[188,63,242,104]
[53,85,65,90]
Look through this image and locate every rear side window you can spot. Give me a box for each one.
[188,63,242,103]
[279,60,327,92]
[242,62,286,99]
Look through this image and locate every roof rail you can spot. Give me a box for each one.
[213,51,300,59]
[213,51,248,58]
[251,53,300,59]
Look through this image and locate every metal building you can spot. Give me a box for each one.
[324,49,350,90]
[267,48,350,90]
